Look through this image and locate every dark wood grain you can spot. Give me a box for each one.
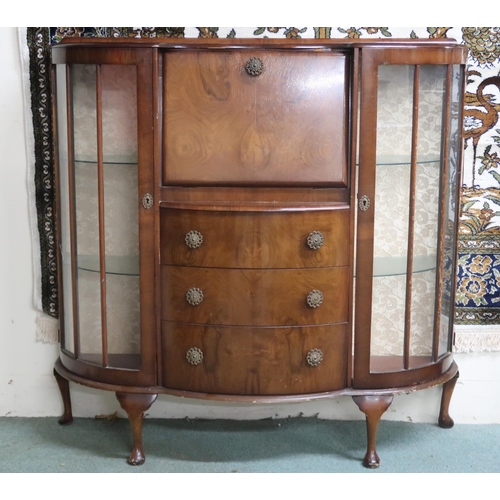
[438,370,459,428]
[161,208,350,269]
[53,37,465,52]
[352,395,394,468]
[161,186,349,205]
[116,392,158,465]
[53,367,73,425]
[161,265,349,326]
[162,323,348,395]
[163,50,348,186]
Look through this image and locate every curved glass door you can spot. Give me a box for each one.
[57,62,141,370]
[354,48,465,388]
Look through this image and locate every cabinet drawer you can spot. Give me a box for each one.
[161,266,348,326]
[163,50,347,186]
[161,208,350,269]
[162,322,348,395]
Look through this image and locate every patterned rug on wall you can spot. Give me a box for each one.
[23,27,500,351]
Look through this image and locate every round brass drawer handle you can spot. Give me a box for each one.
[306,290,323,308]
[186,287,204,306]
[185,230,203,249]
[307,231,325,250]
[186,347,204,366]
[306,348,324,367]
[245,57,264,76]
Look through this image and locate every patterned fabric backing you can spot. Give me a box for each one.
[26,27,500,343]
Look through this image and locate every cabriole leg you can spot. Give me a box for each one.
[352,395,394,469]
[53,367,73,425]
[439,371,459,429]
[116,392,157,466]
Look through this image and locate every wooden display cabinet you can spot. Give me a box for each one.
[51,37,467,468]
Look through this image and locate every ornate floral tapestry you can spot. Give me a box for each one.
[23,27,500,351]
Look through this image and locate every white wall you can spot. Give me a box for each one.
[1,26,499,423]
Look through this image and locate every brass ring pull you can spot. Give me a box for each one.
[307,231,324,250]
[306,290,323,308]
[245,57,264,76]
[186,287,204,306]
[306,348,324,367]
[185,230,203,249]
[186,347,204,365]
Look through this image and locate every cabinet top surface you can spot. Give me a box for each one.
[53,37,465,51]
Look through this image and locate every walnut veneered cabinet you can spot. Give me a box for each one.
[51,38,467,468]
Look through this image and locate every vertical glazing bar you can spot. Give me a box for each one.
[347,47,360,382]
[433,65,452,361]
[51,64,63,346]
[403,65,420,370]
[448,65,467,352]
[96,65,108,367]
[66,65,80,358]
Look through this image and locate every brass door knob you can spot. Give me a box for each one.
[306,348,324,367]
[306,290,323,308]
[245,57,264,76]
[186,347,203,365]
[186,287,204,306]
[307,231,324,250]
[185,230,203,249]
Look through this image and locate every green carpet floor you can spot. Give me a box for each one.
[1,417,499,473]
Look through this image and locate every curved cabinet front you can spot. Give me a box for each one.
[162,323,348,395]
[53,47,157,387]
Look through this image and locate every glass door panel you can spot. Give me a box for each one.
[71,64,103,364]
[438,65,464,357]
[370,65,413,371]
[370,64,449,373]
[67,63,140,369]
[56,64,74,356]
[410,65,446,363]
[101,65,140,369]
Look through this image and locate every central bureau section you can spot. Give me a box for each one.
[160,48,351,396]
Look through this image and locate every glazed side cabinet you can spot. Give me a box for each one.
[51,38,467,468]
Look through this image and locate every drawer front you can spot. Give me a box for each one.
[163,50,347,186]
[162,322,348,395]
[161,266,348,326]
[161,208,350,269]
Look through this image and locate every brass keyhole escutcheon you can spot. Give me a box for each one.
[359,195,371,212]
[142,193,153,209]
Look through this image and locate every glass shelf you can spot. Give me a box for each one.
[74,155,138,165]
[375,154,441,166]
[78,255,139,276]
[373,254,436,277]
[356,154,441,167]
